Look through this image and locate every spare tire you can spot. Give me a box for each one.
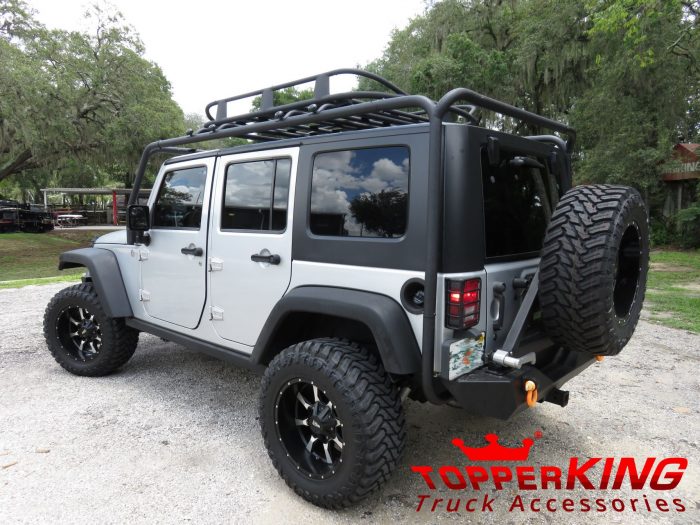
[539,184,649,356]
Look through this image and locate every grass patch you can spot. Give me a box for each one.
[646,249,700,333]
[0,273,82,290]
[0,230,98,281]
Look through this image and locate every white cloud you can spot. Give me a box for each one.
[225,161,274,207]
[310,187,350,214]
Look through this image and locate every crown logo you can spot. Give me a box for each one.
[452,431,542,461]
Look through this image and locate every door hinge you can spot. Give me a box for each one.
[209,257,224,272]
[210,306,224,320]
[139,289,151,302]
[131,248,149,261]
[138,250,149,261]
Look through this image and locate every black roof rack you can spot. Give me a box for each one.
[194,68,478,142]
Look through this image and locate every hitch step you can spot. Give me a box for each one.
[545,388,569,407]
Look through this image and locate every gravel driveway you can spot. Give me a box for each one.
[1,283,699,524]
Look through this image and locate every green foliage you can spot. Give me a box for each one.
[676,202,700,247]
[362,0,590,131]
[363,0,700,236]
[251,87,315,110]
[572,0,695,193]
[0,1,184,200]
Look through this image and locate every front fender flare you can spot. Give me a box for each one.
[252,286,421,376]
[59,248,132,318]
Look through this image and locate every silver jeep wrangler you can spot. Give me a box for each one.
[44,69,649,508]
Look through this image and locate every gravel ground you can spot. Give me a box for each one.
[1,283,699,524]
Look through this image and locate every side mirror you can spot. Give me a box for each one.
[127,205,150,231]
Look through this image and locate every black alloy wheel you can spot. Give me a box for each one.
[56,305,103,362]
[275,378,345,480]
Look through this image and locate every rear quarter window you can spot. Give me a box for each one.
[310,146,410,238]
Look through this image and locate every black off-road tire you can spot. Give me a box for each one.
[259,338,406,509]
[539,185,649,356]
[43,283,139,376]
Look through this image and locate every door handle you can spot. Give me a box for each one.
[250,253,281,265]
[492,281,506,331]
[181,244,203,256]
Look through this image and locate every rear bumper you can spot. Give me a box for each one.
[441,348,595,420]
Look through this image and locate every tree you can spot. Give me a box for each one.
[361,0,591,133]
[349,190,408,237]
[0,1,184,199]
[361,0,699,235]
[572,0,699,195]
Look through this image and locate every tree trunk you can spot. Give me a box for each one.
[0,149,33,181]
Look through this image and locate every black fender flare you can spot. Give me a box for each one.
[252,286,421,376]
[58,248,133,318]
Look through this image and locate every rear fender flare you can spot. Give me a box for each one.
[252,286,421,376]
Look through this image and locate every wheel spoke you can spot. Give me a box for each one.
[76,339,86,360]
[295,417,310,427]
[331,436,344,450]
[69,315,80,326]
[323,443,332,464]
[306,435,318,453]
[296,391,312,410]
[312,384,320,403]
[78,308,85,320]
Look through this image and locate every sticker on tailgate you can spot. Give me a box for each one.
[449,332,485,380]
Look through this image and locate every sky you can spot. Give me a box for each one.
[27,0,426,116]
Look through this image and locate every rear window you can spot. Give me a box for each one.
[481,150,558,259]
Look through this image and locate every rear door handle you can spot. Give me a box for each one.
[250,253,281,265]
[181,244,203,256]
[492,281,506,331]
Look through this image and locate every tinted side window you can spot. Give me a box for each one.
[153,166,207,228]
[222,158,291,231]
[310,146,409,238]
[481,150,555,258]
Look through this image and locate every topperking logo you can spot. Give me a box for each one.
[411,431,688,515]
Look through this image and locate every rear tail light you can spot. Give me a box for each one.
[445,278,481,329]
